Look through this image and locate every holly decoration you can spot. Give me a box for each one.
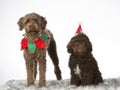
[28,42,36,54]
[21,33,48,54]
[40,33,48,41]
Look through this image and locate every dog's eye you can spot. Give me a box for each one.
[25,19,30,24]
[33,19,37,22]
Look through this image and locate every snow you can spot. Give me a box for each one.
[1,78,120,90]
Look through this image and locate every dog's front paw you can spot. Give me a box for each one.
[27,82,34,86]
[38,82,46,87]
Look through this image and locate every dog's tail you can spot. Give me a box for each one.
[47,35,62,80]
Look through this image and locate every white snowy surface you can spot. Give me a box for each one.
[1,78,120,90]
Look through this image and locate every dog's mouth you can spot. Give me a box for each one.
[28,30,38,34]
[74,51,86,56]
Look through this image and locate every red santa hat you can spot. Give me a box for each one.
[75,24,82,34]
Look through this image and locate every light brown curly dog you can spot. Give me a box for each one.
[67,33,103,86]
[17,13,62,87]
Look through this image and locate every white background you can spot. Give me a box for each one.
[0,0,120,85]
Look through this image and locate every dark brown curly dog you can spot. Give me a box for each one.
[17,13,62,87]
[67,33,103,86]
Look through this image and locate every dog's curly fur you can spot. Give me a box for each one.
[17,13,62,87]
[67,33,103,86]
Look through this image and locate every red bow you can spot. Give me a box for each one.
[35,38,46,49]
[21,38,28,50]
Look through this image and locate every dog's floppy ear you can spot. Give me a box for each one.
[17,17,25,30]
[39,16,47,30]
[67,42,73,53]
[86,40,92,52]
[84,36,92,53]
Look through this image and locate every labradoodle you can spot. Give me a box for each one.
[67,33,103,86]
[17,13,62,87]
